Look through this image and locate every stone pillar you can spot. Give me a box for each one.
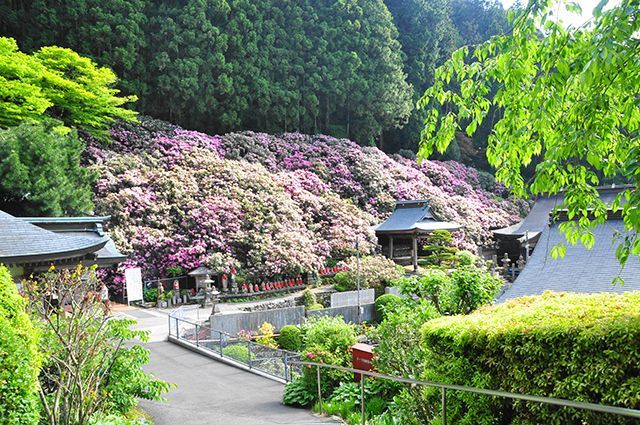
[388,236,394,259]
[412,235,418,272]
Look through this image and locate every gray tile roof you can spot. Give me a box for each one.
[497,220,640,302]
[493,186,629,238]
[375,200,461,234]
[0,210,108,264]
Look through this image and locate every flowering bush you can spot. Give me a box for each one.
[87,117,522,285]
[338,255,405,291]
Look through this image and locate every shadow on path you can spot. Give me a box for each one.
[140,341,340,425]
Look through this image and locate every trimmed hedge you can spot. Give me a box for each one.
[414,291,640,425]
[374,294,401,322]
[0,266,41,424]
[278,325,302,351]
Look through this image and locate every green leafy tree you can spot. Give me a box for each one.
[0,37,136,138]
[0,266,42,425]
[419,0,640,265]
[22,265,170,425]
[0,122,96,216]
[0,0,147,97]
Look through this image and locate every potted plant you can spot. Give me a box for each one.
[158,292,168,309]
[165,290,174,307]
[180,289,189,304]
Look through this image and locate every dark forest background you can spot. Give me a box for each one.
[1,0,508,166]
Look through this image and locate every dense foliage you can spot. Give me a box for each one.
[374,293,401,322]
[0,37,136,139]
[398,266,502,315]
[0,266,41,425]
[0,0,506,152]
[277,325,302,352]
[407,291,640,424]
[89,118,521,286]
[22,266,170,425]
[0,122,96,216]
[419,0,640,265]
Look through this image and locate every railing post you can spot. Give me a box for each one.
[219,331,224,355]
[168,314,171,336]
[175,317,179,339]
[247,340,253,368]
[441,387,447,425]
[284,352,289,382]
[195,323,199,347]
[316,365,323,415]
[360,373,365,425]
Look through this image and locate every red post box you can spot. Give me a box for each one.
[351,343,374,382]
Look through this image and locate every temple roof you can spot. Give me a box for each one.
[493,185,630,239]
[0,210,108,265]
[497,219,640,302]
[22,215,126,265]
[374,200,461,235]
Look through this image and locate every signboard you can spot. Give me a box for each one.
[124,268,143,305]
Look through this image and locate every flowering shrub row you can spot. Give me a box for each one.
[88,117,522,286]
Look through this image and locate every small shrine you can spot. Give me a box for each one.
[374,200,461,271]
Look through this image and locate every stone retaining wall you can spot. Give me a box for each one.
[210,306,305,335]
[306,303,375,323]
[330,289,375,307]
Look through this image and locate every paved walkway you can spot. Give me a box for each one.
[139,341,339,425]
[113,305,338,424]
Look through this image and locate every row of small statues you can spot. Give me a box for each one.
[490,253,527,281]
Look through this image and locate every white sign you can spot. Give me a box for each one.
[124,268,143,305]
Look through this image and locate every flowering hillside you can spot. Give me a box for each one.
[88,117,524,280]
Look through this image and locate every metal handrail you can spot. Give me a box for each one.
[288,360,640,424]
[168,313,301,382]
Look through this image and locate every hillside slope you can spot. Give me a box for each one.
[87,117,523,280]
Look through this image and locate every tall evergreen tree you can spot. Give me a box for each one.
[383,0,457,152]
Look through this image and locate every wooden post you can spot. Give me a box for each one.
[412,235,418,272]
[389,236,394,259]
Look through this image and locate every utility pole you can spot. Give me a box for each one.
[356,235,361,324]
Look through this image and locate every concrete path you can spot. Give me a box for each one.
[139,341,339,425]
[113,305,339,424]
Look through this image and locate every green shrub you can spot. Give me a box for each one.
[103,345,171,415]
[329,382,361,404]
[365,396,387,417]
[0,266,41,425]
[398,266,501,315]
[454,250,477,266]
[222,344,252,363]
[306,303,324,311]
[347,412,363,425]
[302,315,357,355]
[143,288,158,302]
[301,316,358,396]
[375,294,401,322]
[411,292,640,424]
[302,289,317,307]
[332,272,354,292]
[283,377,315,407]
[278,325,302,351]
[315,399,356,418]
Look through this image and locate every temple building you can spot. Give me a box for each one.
[374,200,461,271]
[494,186,640,301]
[0,210,125,280]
